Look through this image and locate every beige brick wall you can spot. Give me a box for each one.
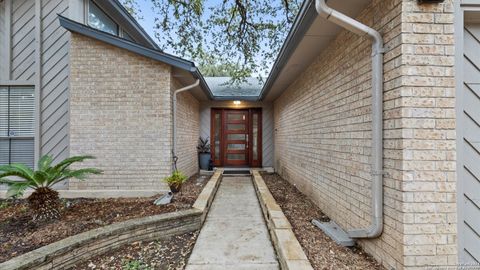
[172,78,200,177]
[273,0,455,269]
[400,1,456,268]
[68,33,172,191]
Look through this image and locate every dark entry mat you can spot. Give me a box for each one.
[222,170,251,175]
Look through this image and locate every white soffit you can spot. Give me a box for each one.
[264,0,372,102]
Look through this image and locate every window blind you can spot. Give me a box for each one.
[0,86,35,168]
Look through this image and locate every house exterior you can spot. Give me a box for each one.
[0,0,479,269]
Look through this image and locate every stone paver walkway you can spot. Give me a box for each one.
[186,176,279,270]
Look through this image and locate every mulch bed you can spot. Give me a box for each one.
[0,174,210,263]
[260,172,384,270]
[76,231,199,270]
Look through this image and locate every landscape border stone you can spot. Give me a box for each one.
[0,170,223,270]
[251,170,314,270]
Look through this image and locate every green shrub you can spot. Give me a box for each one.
[163,170,187,192]
[0,155,102,221]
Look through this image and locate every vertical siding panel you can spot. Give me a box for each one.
[460,23,480,264]
[0,0,9,80]
[40,0,70,163]
[10,0,35,81]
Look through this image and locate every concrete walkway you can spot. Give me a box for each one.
[186,176,279,270]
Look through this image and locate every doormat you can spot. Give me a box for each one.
[222,170,251,175]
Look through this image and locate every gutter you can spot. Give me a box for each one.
[172,80,201,172]
[314,0,384,239]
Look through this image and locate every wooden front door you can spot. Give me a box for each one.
[211,108,262,167]
[224,110,249,166]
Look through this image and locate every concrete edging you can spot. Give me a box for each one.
[193,169,223,224]
[0,170,223,270]
[251,170,314,270]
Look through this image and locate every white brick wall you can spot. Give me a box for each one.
[273,0,456,268]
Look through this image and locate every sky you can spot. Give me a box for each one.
[127,0,287,77]
[133,0,158,47]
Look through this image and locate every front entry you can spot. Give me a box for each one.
[211,108,262,167]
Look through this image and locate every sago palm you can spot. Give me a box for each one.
[0,155,102,221]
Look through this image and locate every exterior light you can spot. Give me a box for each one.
[233,100,241,105]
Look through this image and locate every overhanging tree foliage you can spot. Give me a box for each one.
[122,0,301,82]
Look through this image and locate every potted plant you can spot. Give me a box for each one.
[163,170,187,193]
[197,137,211,170]
[0,155,102,221]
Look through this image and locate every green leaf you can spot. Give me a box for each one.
[37,155,53,171]
[2,163,35,180]
[49,168,102,187]
[53,155,96,173]
[0,178,26,185]
[1,154,101,195]
[6,182,30,198]
[0,167,34,184]
[33,171,50,186]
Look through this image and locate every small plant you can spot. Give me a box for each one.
[0,200,10,210]
[122,259,152,270]
[163,170,187,193]
[0,155,102,221]
[197,137,211,153]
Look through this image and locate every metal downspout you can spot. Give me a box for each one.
[315,0,384,238]
[172,79,200,172]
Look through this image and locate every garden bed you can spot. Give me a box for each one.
[0,174,210,263]
[260,172,383,270]
[77,231,199,270]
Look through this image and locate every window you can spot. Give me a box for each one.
[0,87,35,168]
[88,0,118,35]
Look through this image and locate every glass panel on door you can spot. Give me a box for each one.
[213,112,221,161]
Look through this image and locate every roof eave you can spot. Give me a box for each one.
[109,0,160,50]
[193,69,215,100]
[213,96,260,101]
[258,0,318,101]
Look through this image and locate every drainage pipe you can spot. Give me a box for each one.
[315,0,384,238]
[172,79,200,172]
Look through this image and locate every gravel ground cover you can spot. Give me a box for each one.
[0,174,210,263]
[261,172,384,270]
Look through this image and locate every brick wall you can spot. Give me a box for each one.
[68,33,172,191]
[400,0,456,268]
[172,78,200,177]
[273,0,455,269]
